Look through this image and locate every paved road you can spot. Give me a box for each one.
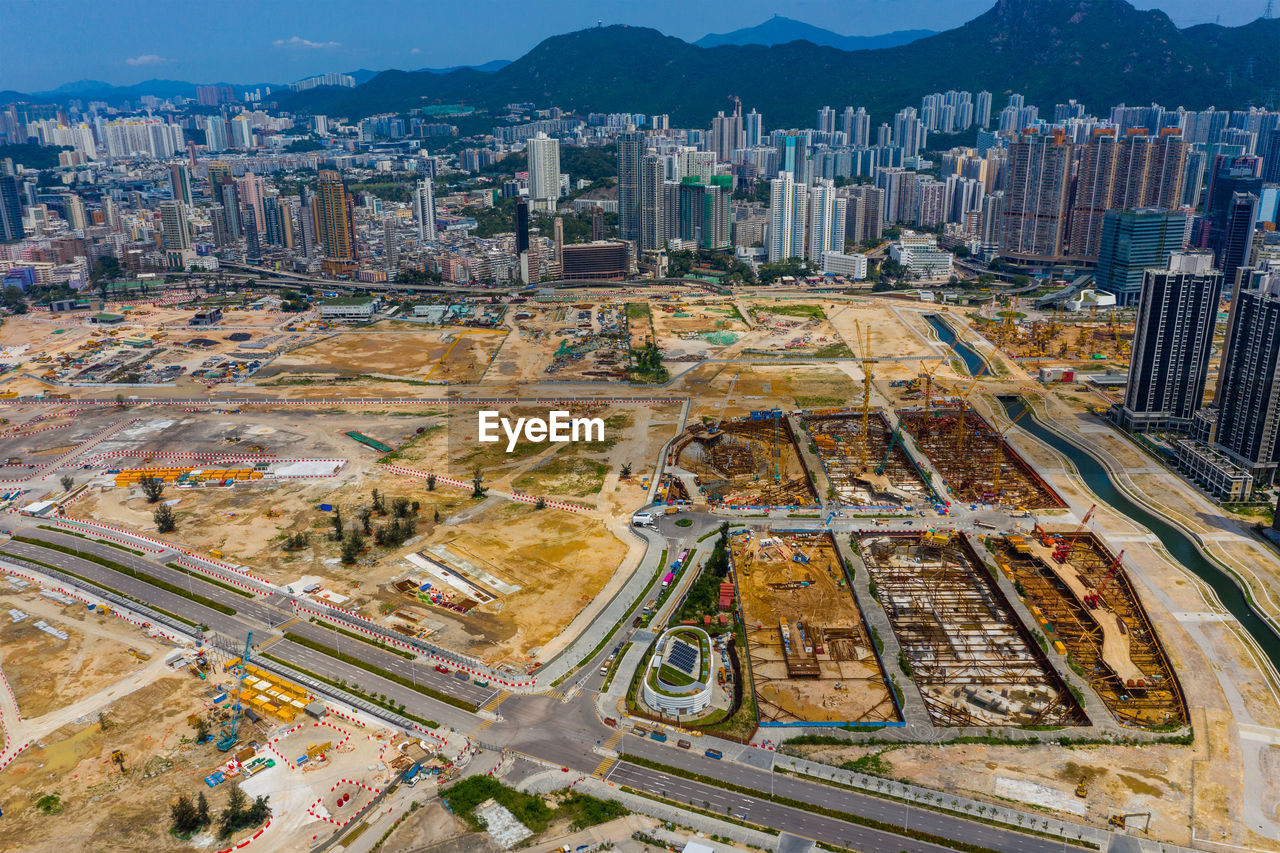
[1,525,1097,853]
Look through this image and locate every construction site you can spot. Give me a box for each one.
[801,410,933,506]
[257,327,507,385]
[488,303,629,382]
[988,527,1188,730]
[896,406,1066,508]
[730,530,899,726]
[972,314,1134,363]
[671,413,818,508]
[854,532,1088,728]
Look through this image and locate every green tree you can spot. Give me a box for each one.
[340,530,363,565]
[196,791,211,826]
[59,474,74,492]
[140,476,165,503]
[330,506,344,541]
[171,793,201,836]
[154,504,177,533]
[471,464,487,499]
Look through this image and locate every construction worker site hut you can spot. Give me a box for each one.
[672,413,818,507]
[987,530,1187,729]
[854,531,1088,728]
[896,406,1066,508]
[730,529,900,726]
[800,409,934,506]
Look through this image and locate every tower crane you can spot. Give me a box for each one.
[951,358,992,456]
[917,357,946,434]
[710,372,739,434]
[1052,505,1096,564]
[854,321,875,471]
[989,405,1031,504]
[216,631,253,752]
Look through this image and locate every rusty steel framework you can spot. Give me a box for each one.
[802,410,929,505]
[856,533,1088,728]
[897,407,1067,508]
[674,418,817,506]
[989,534,1187,729]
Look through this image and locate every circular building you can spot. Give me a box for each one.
[641,626,716,717]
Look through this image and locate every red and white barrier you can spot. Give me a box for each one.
[379,463,591,515]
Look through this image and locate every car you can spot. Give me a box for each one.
[434,665,451,674]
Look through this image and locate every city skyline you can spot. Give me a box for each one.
[0,0,1270,93]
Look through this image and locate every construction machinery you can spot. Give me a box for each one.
[710,372,739,434]
[853,321,875,471]
[1084,550,1125,609]
[951,363,992,456]
[874,427,903,477]
[1075,780,1088,798]
[111,749,126,773]
[216,632,253,752]
[1052,506,1096,563]
[1109,812,1151,832]
[988,405,1031,504]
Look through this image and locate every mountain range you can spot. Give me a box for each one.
[694,15,935,50]
[278,0,1280,127]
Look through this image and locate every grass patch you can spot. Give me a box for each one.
[513,456,608,498]
[674,518,692,528]
[165,562,253,598]
[619,754,1011,853]
[441,776,554,833]
[308,618,416,659]
[811,342,855,358]
[281,632,478,712]
[12,537,235,615]
[760,303,825,319]
[0,549,198,628]
[259,653,438,728]
[39,526,145,556]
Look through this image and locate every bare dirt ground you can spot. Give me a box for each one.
[258,329,505,384]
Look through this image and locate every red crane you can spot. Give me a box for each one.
[1084,549,1124,609]
[1052,504,1095,564]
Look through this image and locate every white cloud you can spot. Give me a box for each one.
[410,47,422,54]
[273,36,340,49]
[126,54,167,66]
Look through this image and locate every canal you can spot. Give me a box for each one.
[924,312,1280,672]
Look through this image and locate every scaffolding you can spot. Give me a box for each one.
[802,411,931,505]
[674,417,817,507]
[989,534,1187,729]
[857,533,1088,728]
[897,407,1066,508]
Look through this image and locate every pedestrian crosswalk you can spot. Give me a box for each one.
[471,691,509,733]
[590,728,627,778]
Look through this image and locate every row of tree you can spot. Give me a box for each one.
[170,786,268,841]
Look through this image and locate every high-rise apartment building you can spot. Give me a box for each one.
[1094,208,1187,305]
[806,180,846,262]
[844,185,884,245]
[1117,253,1222,431]
[709,104,743,163]
[975,91,992,129]
[315,169,355,262]
[1214,266,1280,484]
[676,176,731,250]
[767,171,808,262]
[617,131,645,246]
[413,179,437,241]
[159,201,190,251]
[1000,130,1073,260]
[639,153,665,252]
[526,133,561,213]
[168,162,193,206]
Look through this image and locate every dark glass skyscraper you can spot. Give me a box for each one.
[0,174,23,242]
[1094,208,1187,306]
[1219,192,1258,290]
[1215,268,1280,484]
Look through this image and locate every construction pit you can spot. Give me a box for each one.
[731,530,899,726]
[988,533,1188,729]
[256,327,508,385]
[896,407,1067,509]
[854,532,1088,728]
[801,410,932,506]
[672,414,818,508]
[737,302,852,358]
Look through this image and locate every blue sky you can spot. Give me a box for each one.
[0,0,1268,92]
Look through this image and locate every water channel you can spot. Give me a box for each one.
[924,313,1280,675]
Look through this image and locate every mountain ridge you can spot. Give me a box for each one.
[695,15,935,50]
[278,0,1280,126]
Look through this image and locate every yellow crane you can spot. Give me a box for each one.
[952,358,992,456]
[989,405,1031,504]
[854,321,875,471]
[917,357,947,435]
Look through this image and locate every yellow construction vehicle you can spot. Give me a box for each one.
[111,749,126,772]
[1109,813,1151,832]
[1075,780,1088,798]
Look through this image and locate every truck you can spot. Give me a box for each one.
[649,731,667,743]
[631,512,657,528]
[704,748,723,759]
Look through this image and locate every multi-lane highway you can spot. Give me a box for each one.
[0,520,1093,853]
